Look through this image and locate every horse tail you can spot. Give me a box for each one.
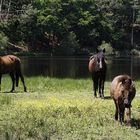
[15,57,27,92]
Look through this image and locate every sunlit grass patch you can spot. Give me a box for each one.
[0,77,140,139]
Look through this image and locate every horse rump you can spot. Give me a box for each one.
[0,55,27,92]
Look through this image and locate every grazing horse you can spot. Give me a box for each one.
[0,55,27,92]
[110,75,136,126]
[88,49,107,98]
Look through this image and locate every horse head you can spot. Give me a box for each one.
[89,48,106,72]
[95,48,106,70]
[121,78,136,108]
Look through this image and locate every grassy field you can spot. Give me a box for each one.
[0,76,140,140]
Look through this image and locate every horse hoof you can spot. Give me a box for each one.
[101,96,104,99]
[24,87,27,92]
[10,90,14,93]
[99,94,104,99]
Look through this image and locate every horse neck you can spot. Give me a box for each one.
[103,61,107,70]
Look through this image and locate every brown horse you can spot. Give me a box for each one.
[110,75,136,126]
[89,49,107,98]
[0,55,27,92]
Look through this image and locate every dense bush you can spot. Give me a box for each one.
[0,0,140,54]
[0,32,9,52]
[98,41,114,55]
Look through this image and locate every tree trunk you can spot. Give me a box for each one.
[0,0,3,21]
[6,0,11,21]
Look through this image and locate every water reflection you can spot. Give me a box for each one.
[20,56,140,81]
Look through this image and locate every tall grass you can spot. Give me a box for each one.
[0,76,140,140]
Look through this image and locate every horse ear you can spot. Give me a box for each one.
[96,48,99,53]
[122,79,126,85]
[122,78,132,85]
[129,78,132,85]
[103,48,105,53]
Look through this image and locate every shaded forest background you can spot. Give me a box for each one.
[0,0,140,55]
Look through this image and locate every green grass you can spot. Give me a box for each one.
[0,76,140,140]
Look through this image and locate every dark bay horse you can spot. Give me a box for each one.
[0,55,27,92]
[88,49,107,98]
[110,75,136,126]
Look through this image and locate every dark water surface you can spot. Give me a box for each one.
[20,56,140,81]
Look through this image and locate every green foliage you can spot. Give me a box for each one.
[98,41,113,54]
[19,4,39,41]
[0,32,9,51]
[0,0,140,54]
[55,32,80,55]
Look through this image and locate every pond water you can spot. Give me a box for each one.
[21,56,140,81]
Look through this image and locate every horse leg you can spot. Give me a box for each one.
[122,108,125,123]
[10,72,15,92]
[0,74,2,91]
[101,81,105,98]
[125,107,131,126]
[92,73,98,97]
[114,100,118,121]
[19,73,27,92]
[94,81,98,97]
[101,78,105,98]
[99,78,103,98]
[118,104,125,125]
[117,102,122,124]
[101,75,106,98]
[118,108,123,124]
[15,71,19,87]
[120,107,125,124]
